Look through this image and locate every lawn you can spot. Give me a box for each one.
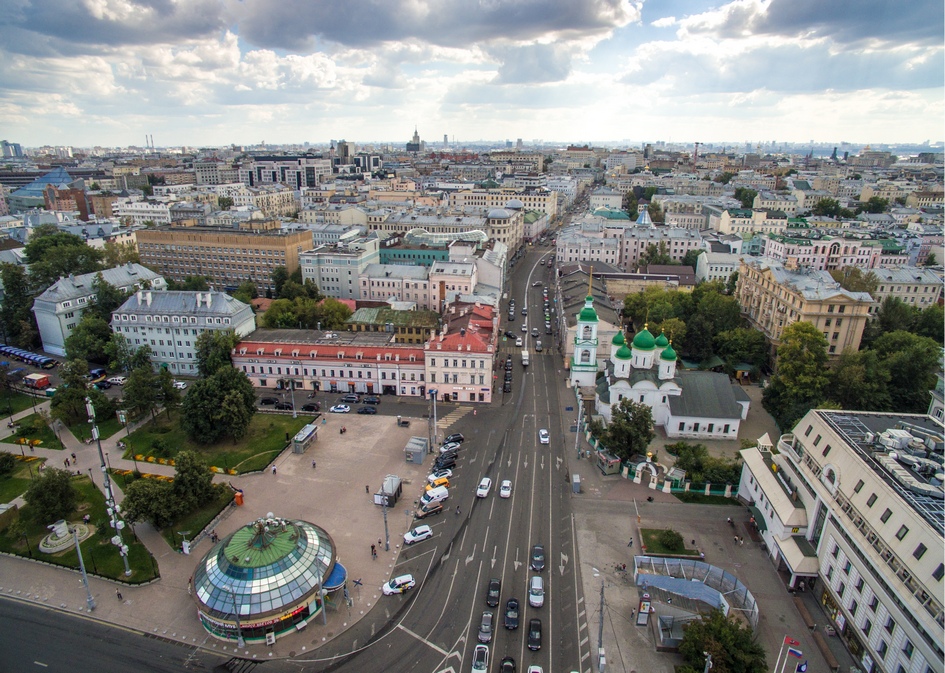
[161,485,235,550]
[122,411,314,474]
[0,456,44,503]
[640,527,703,556]
[0,390,47,417]
[0,475,160,583]
[674,492,742,506]
[70,416,124,442]
[11,413,65,451]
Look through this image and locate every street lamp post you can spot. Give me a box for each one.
[429,389,438,451]
[225,585,246,648]
[58,523,95,612]
[21,533,32,558]
[290,380,297,419]
[85,397,131,577]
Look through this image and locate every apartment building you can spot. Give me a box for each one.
[345,307,439,345]
[695,250,743,284]
[738,410,943,673]
[299,235,379,300]
[589,186,623,210]
[233,184,299,218]
[736,258,874,356]
[233,328,427,397]
[238,155,332,189]
[115,199,172,225]
[429,261,478,310]
[425,302,497,404]
[869,267,944,314]
[359,264,433,309]
[137,226,311,294]
[111,290,255,374]
[753,191,799,216]
[620,227,703,272]
[194,160,241,185]
[446,188,559,222]
[556,226,623,268]
[761,234,882,271]
[32,263,167,356]
[715,208,789,236]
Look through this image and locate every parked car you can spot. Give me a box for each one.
[471,644,489,672]
[363,396,381,405]
[357,406,377,414]
[414,502,444,519]
[444,433,464,444]
[476,477,492,498]
[403,525,433,545]
[439,441,461,453]
[329,404,350,413]
[94,380,112,390]
[503,381,512,393]
[301,403,320,412]
[499,480,512,498]
[530,544,545,572]
[515,337,523,347]
[260,397,278,405]
[538,429,550,444]
[504,330,516,339]
[433,459,456,471]
[478,610,494,643]
[486,578,501,607]
[381,574,416,595]
[504,598,520,629]
[527,618,542,650]
[274,402,293,410]
[427,469,453,483]
[340,393,360,404]
[172,380,187,390]
[106,376,127,385]
[499,657,516,673]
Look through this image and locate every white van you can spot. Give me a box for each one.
[528,575,544,608]
[420,485,450,506]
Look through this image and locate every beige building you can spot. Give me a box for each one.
[717,208,789,236]
[447,188,559,222]
[137,226,311,294]
[233,184,299,218]
[869,267,944,315]
[737,258,874,357]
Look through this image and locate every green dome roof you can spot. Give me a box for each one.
[615,343,632,360]
[611,331,625,346]
[655,331,669,348]
[578,296,598,322]
[660,343,678,361]
[631,324,656,350]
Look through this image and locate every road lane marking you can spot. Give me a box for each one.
[33,664,49,668]
[397,624,449,656]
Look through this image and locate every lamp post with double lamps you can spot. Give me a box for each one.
[225,585,246,648]
[85,397,131,577]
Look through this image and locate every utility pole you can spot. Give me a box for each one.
[382,501,390,551]
[86,397,131,576]
[598,580,606,673]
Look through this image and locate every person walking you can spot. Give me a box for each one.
[271,465,277,475]
[627,537,633,548]
[365,485,370,494]
[370,544,377,559]
[116,588,123,600]
[312,460,317,469]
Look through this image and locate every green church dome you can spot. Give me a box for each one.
[615,343,632,360]
[578,296,598,322]
[611,331,625,346]
[631,324,656,350]
[655,331,669,348]
[660,343,677,361]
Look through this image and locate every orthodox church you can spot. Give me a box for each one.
[569,294,749,440]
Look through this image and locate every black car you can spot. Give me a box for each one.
[437,450,459,462]
[486,578,501,607]
[94,380,112,390]
[301,403,320,412]
[444,433,464,444]
[503,381,512,393]
[363,396,381,405]
[260,397,278,405]
[504,371,513,382]
[527,618,542,651]
[499,656,516,673]
[434,458,456,470]
[504,598,520,630]
[530,544,545,572]
[504,330,515,339]
[274,402,293,410]
[357,406,377,415]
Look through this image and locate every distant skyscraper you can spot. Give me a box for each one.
[406,128,421,153]
[1,140,23,158]
[516,138,523,150]
[443,134,449,148]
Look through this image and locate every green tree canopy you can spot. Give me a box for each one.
[120,478,182,529]
[826,349,891,411]
[194,330,239,378]
[64,313,113,364]
[829,267,879,294]
[180,367,255,443]
[217,196,234,210]
[122,363,160,420]
[715,328,768,371]
[861,296,915,348]
[762,321,830,430]
[102,241,140,267]
[812,197,844,217]
[602,399,655,462]
[872,331,940,413]
[677,610,767,673]
[669,442,743,484]
[23,468,78,524]
[912,304,944,344]
[861,196,889,213]
[0,263,38,348]
[681,249,702,269]
[88,274,131,322]
[166,276,212,291]
[271,266,289,297]
[171,450,215,508]
[23,227,104,287]
[733,187,757,209]
[638,242,672,269]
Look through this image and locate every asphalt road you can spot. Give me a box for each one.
[0,598,234,673]
[273,245,589,673]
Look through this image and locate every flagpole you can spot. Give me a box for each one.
[772,638,786,673]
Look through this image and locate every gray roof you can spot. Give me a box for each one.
[668,371,743,419]
[114,290,250,317]
[361,263,429,280]
[746,258,874,303]
[35,263,164,303]
[871,266,941,284]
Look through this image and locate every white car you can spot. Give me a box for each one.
[439,442,461,454]
[172,380,187,390]
[427,469,453,483]
[472,644,489,672]
[515,337,523,347]
[403,525,433,545]
[538,429,550,445]
[527,667,544,673]
[106,376,127,385]
[499,480,512,498]
[330,404,350,413]
[382,574,416,595]
[476,477,492,498]
[521,323,527,332]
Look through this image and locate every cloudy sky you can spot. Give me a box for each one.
[1,0,942,148]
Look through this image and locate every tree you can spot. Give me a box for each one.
[171,451,215,508]
[638,242,672,269]
[714,172,735,184]
[715,328,767,371]
[271,266,289,297]
[681,249,702,269]
[155,367,181,417]
[829,267,878,294]
[64,313,113,364]
[219,389,253,441]
[88,273,131,321]
[23,228,104,287]
[122,364,160,420]
[653,317,687,347]
[812,197,843,217]
[0,263,38,348]
[218,196,234,210]
[677,609,767,673]
[180,366,256,443]
[913,304,944,344]
[602,399,655,462]
[826,349,891,411]
[861,296,915,348]
[104,333,136,373]
[194,330,239,377]
[102,241,140,267]
[733,188,757,209]
[861,196,889,214]
[166,276,212,291]
[725,271,739,296]
[646,200,664,223]
[922,252,937,267]
[762,322,830,430]
[872,331,940,413]
[623,192,638,219]
[232,280,258,305]
[121,478,182,529]
[23,468,78,524]
[0,451,17,476]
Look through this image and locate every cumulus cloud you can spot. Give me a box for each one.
[490,43,573,84]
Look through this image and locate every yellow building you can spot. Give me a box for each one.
[736,258,874,357]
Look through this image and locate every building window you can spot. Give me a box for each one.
[902,640,914,659]
[868,596,878,611]
[822,444,831,457]
[861,619,872,637]
[895,525,908,541]
[855,577,864,592]
[880,508,892,523]
[866,494,877,508]
[853,479,864,493]
[934,563,944,582]
[913,543,927,560]
[884,616,895,634]
[877,641,888,659]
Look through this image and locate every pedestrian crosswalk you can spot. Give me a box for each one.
[436,406,475,431]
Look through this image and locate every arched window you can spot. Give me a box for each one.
[583,325,591,339]
[580,350,590,364]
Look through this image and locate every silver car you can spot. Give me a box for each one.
[478,610,494,643]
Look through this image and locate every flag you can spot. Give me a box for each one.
[787,647,803,659]
[796,661,808,672]
[783,636,801,646]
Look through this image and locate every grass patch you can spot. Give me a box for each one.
[70,416,124,442]
[0,456,45,502]
[674,492,742,506]
[640,527,702,556]
[0,391,47,417]
[123,411,313,474]
[160,485,234,551]
[11,413,65,451]
[0,475,160,583]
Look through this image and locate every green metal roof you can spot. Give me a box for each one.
[224,524,301,569]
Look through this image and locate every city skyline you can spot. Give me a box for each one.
[1,0,942,148]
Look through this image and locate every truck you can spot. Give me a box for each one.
[22,373,50,389]
[521,350,529,366]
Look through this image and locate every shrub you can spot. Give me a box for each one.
[658,529,684,552]
[0,452,16,477]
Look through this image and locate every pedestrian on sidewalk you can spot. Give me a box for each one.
[116,588,122,600]
[365,485,369,494]
[311,460,316,469]
[627,537,633,548]
[71,452,77,462]
[271,465,277,475]
[64,458,70,467]
[370,544,377,559]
